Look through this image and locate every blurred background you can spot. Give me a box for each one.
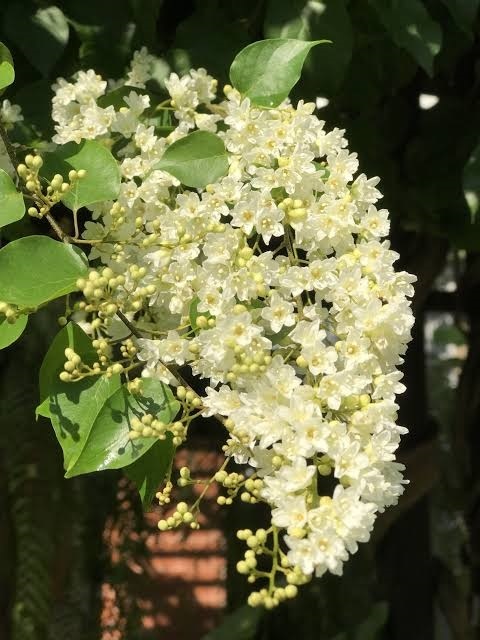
[1,1,480,638]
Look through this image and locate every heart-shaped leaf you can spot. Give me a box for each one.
[155,130,229,188]
[125,437,174,508]
[0,169,25,228]
[0,315,28,349]
[42,140,121,211]
[0,42,14,91]
[229,38,328,107]
[58,377,180,477]
[0,236,88,307]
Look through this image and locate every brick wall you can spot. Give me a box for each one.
[101,443,227,640]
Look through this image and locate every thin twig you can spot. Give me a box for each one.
[117,310,144,338]
[45,212,69,243]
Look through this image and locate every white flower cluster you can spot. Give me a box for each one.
[1,98,23,129]
[51,55,416,602]
[0,99,23,175]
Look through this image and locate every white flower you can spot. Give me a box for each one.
[261,292,295,333]
[0,99,23,129]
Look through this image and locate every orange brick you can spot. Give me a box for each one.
[149,555,225,582]
[193,585,227,608]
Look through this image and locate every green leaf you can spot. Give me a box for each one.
[229,38,328,107]
[202,606,262,640]
[0,42,14,91]
[440,0,480,35]
[125,436,174,508]
[37,321,98,420]
[188,296,211,333]
[264,0,352,95]
[38,322,94,405]
[351,602,388,640]
[35,397,51,419]
[0,236,88,307]
[4,4,69,77]
[464,140,480,222]
[97,85,146,110]
[0,169,25,227]
[0,315,28,349]
[37,321,121,462]
[369,0,442,76]
[156,131,229,189]
[327,602,388,640]
[42,140,121,211]
[57,377,179,478]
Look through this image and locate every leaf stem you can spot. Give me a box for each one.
[72,209,80,239]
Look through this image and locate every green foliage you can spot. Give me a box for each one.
[369,0,442,75]
[264,0,352,95]
[440,0,480,35]
[331,602,388,640]
[60,378,179,477]
[4,3,69,77]
[39,323,180,477]
[39,322,120,475]
[125,436,174,508]
[156,130,229,188]
[38,321,94,405]
[0,169,25,227]
[0,41,14,90]
[230,38,328,107]
[97,85,146,109]
[41,140,121,211]
[464,140,480,221]
[0,314,27,349]
[0,236,87,307]
[202,605,262,640]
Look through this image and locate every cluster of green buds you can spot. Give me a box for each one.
[175,385,202,410]
[278,196,308,223]
[214,469,246,505]
[76,268,126,317]
[156,480,173,506]
[235,527,308,608]
[59,345,122,382]
[109,201,127,231]
[239,476,265,504]
[158,501,200,531]
[126,376,143,395]
[59,347,87,382]
[128,413,181,443]
[17,153,86,218]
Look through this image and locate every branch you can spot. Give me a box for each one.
[116,311,228,429]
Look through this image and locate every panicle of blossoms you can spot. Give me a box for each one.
[50,50,416,607]
[51,69,115,144]
[0,99,23,176]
